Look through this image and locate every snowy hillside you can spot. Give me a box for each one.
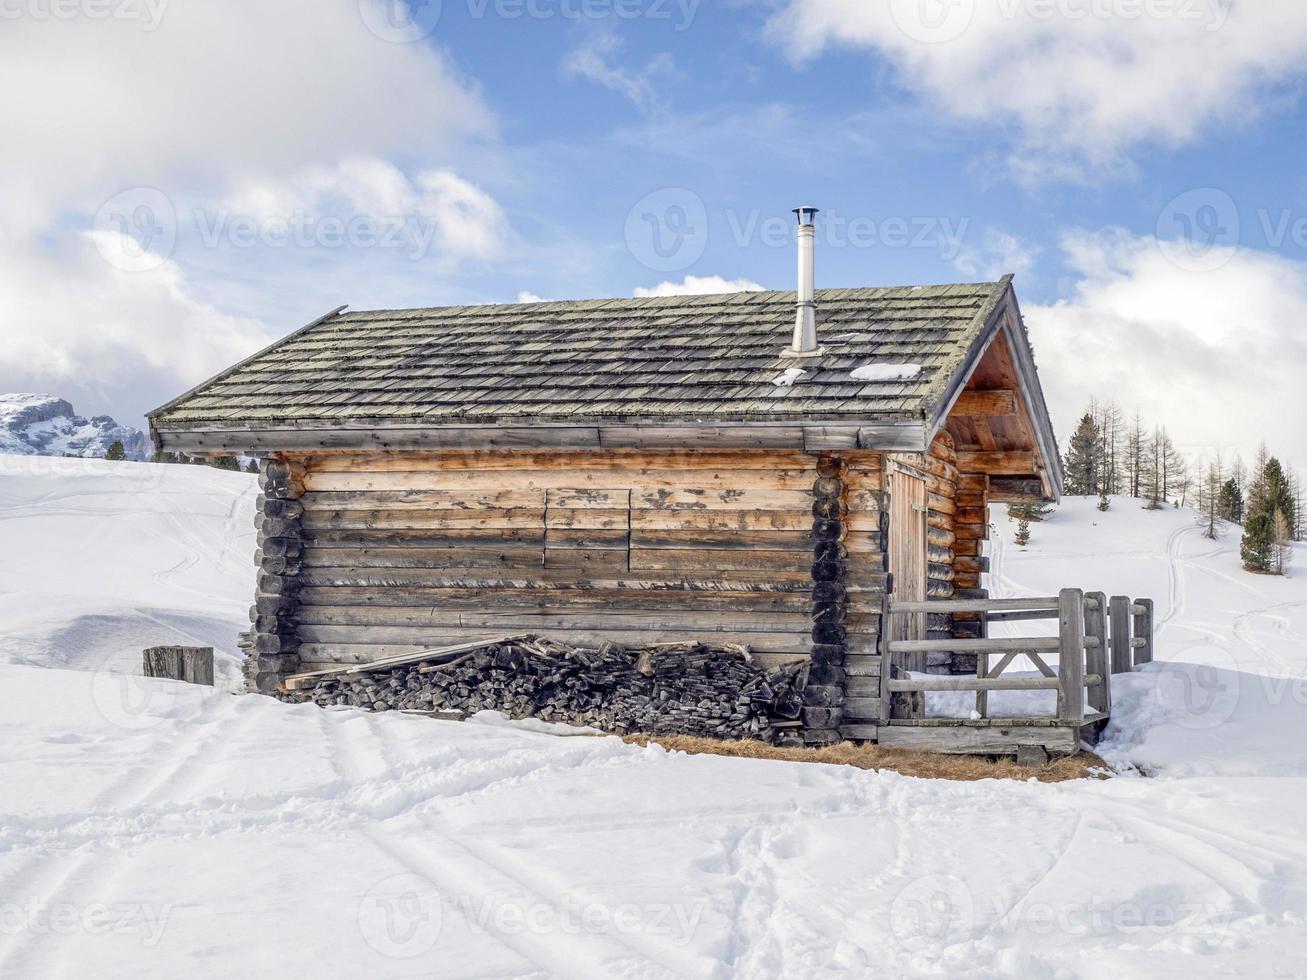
[0,393,148,460]
[0,454,255,686]
[2,458,1306,978]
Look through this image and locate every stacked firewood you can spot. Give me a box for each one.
[278,637,809,743]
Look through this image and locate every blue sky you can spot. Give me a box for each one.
[3,0,1307,464]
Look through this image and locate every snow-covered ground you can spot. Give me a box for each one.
[2,458,1305,978]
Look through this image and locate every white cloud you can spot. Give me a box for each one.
[764,0,1307,176]
[954,229,1040,281]
[225,160,509,262]
[562,29,677,114]
[634,275,767,297]
[0,1,504,425]
[0,0,493,232]
[516,292,546,304]
[1026,230,1307,463]
[0,229,272,426]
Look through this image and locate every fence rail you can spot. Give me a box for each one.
[881,589,1155,726]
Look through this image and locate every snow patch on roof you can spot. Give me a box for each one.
[850,363,923,383]
[772,367,806,388]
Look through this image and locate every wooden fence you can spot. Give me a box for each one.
[880,590,1155,727]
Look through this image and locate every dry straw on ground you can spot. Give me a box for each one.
[623,734,1109,783]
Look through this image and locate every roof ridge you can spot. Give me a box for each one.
[336,280,1007,319]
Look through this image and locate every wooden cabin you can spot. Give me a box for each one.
[149,275,1074,747]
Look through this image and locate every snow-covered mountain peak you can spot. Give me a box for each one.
[0,393,147,459]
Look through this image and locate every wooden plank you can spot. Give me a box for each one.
[304,468,820,493]
[888,637,1060,654]
[297,568,816,590]
[1058,588,1086,723]
[875,725,1079,756]
[301,529,547,549]
[295,607,813,633]
[843,655,883,677]
[1085,591,1110,714]
[546,509,629,530]
[303,509,547,531]
[956,451,1038,474]
[301,547,546,569]
[298,628,814,661]
[989,478,1045,504]
[629,510,812,532]
[629,549,811,573]
[887,676,1059,692]
[847,676,880,698]
[843,697,884,720]
[544,528,629,549]
[302,449,825,474]
[951,389,1017,417]
[1109,595,1133,674]
[301,489,547,511]
[297,586,815,613]
[889,597,1057,613]
[1133,598,1154,665]
[630,529,815,551]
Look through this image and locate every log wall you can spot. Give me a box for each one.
[252,450,890,689]
[836,454,888,738]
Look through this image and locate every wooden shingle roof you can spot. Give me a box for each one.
[151,280,1016,444]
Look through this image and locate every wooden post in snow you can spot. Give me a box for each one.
[143,646,215,686]
[1057,588,1085,724]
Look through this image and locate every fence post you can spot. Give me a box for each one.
[1133,599,1155,666]
[1109,596,1132,674]
[1057,588,1085,723]
[1084,592,1110,715]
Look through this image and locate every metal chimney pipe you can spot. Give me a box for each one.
[788,206,820,357]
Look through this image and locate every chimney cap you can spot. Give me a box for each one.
[793,206,820,225]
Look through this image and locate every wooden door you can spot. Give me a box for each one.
[888,468,929,670]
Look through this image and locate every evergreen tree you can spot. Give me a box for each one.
[1014,518,1031,548]
[1241,513,1275,572]
[1063,413,1099,495]
[1218,478,1243,523]
[1247,443,1271,519]
[1262,457,1295,533]
[245,459,260,474]
[1097,489,1110,512]
[105,440,126,461]
[210,455,242,472]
